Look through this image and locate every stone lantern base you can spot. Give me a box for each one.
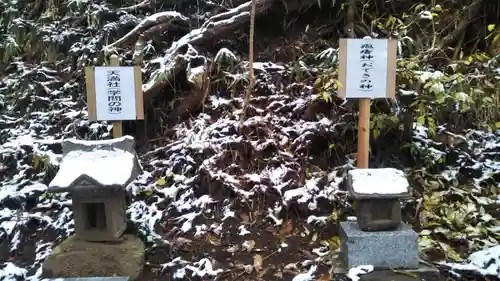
[42,234,145,280]
[339,221,419,269]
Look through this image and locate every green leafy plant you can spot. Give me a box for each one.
[370,113,400,139]
[486,24,500,45]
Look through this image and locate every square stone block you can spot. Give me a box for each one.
[355,198,402,231]
[340,221,419,269]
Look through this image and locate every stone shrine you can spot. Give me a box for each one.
[339,168,419,269]
[42,136,145,280]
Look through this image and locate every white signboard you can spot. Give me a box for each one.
[337,38,397,99]
[94,66,137,121]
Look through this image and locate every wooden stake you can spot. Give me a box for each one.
[109,54,123,138]
[238,0,256,131]
[357,98,370,168]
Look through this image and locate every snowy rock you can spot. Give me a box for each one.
[41,235,145,280]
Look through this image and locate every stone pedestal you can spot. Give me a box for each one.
[42,235,145,280]
[339,222,419,269]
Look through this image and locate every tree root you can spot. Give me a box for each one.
[119,0,154,13]
[106,0,317,109]
[141,0,277,103]
[104,11,190,51]
[166,60,212,123]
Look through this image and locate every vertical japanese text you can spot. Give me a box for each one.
[359,43,374,92]
[106,70,122,114]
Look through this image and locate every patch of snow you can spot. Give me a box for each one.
[307,215,327,226]
[238,225,251,236]
[349,168,409,195]
[185,258,223,277]
[194,224,208,238]
[419,11,433,20]
[416,70,444,83]
[252,62,285,71]
[127,201,164,242]
[214,47,237,63]
[399,89,416,96]
[63,135,134,146]
[177,211,200,233]
[267,206,283,226]
[429,82,444,94]
[445,245,500,278]
[0,262,27,280]
[347,265,374,281]
[283,177,320,206]
[292,264,317,281]
[222,204,235,220]
[312,247,329,257]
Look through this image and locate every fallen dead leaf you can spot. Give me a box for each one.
[172,237,192,249]
[391,269,418,278]
[299,249,316,260]
[317,274,332,281]
[278,220,293,236]
[311,232,318,242]
[207,235,221,246]
[226,244,240,253]
[253,254,263,271]
[240,212,250,223]
[257,267,270,277]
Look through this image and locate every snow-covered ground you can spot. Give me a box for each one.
[1,62,499,280]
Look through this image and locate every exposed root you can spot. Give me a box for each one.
[119,0,155,13]
[166,60,212,123]
[142,0,278,103]
[107,0,313,106]
[104,11,190,51]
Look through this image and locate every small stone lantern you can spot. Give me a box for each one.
[47,136,142,242]
[347,168,411,231]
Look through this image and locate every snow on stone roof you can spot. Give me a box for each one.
[348,168,410,198]
[48,148,138,190]
[61,135,135,156]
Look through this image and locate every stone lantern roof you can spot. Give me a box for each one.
[47,136,142,194]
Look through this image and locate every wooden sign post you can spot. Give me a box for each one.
[85,55,144,138]
[337,38,397,168]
